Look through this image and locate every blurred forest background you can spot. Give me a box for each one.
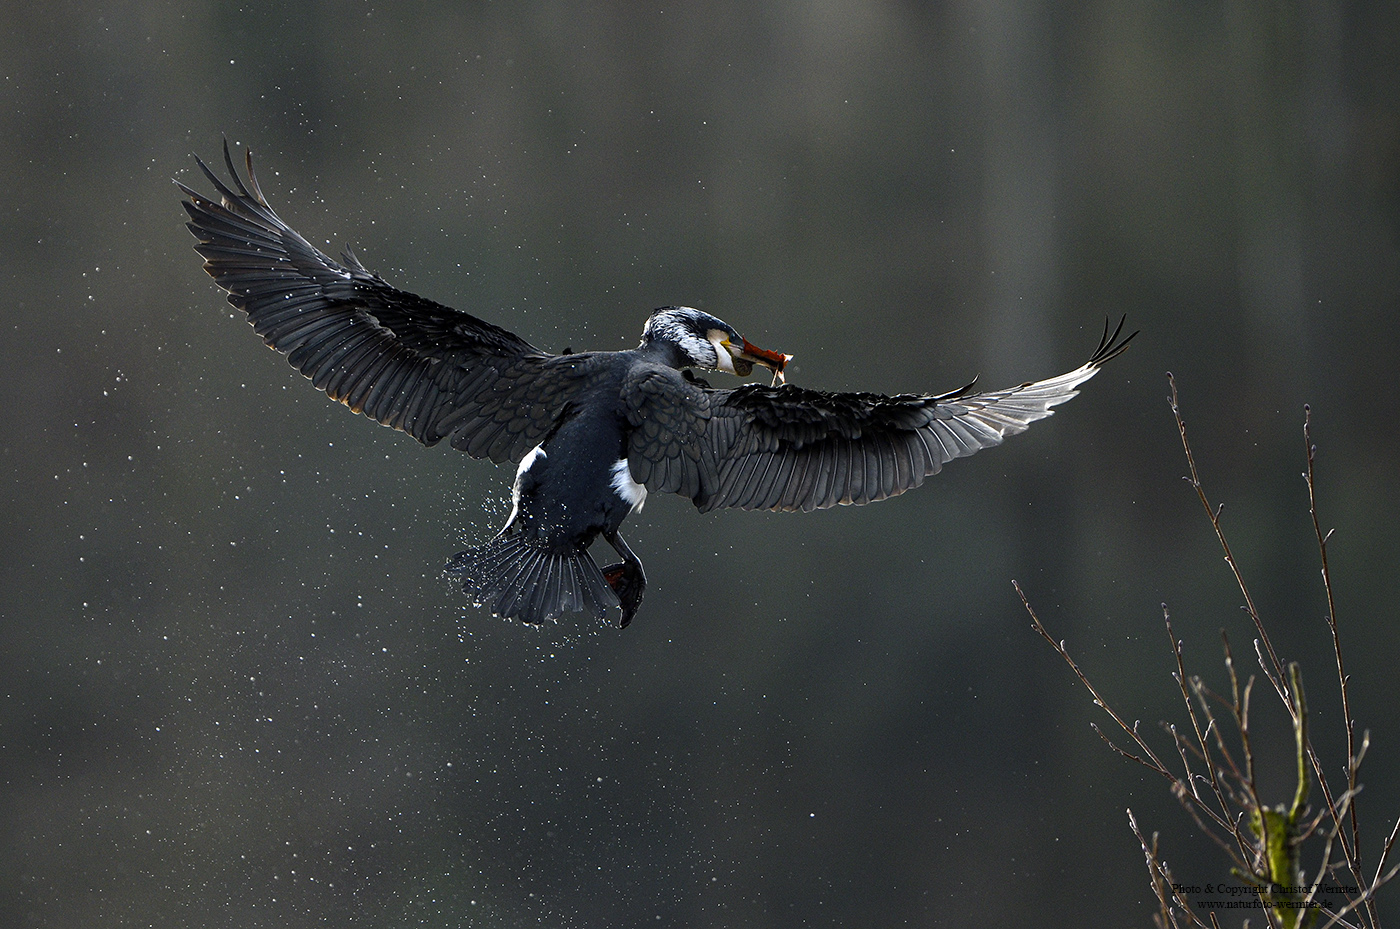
[3,1,1399,926]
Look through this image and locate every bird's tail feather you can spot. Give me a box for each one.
[446,534,619,625]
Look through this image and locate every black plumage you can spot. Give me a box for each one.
[180,142,1135,628]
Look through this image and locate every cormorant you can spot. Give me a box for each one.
[180,143,1135,628]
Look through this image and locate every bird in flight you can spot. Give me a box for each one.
[180,142,1134,629]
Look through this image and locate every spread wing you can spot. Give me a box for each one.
[624,318,1135,513]
[179,141,590,464]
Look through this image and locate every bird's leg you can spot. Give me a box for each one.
[600,529,646,629]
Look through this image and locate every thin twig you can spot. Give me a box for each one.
[1130,809,1216,929]
[1015,580,1176,778]
[1191,670,1246,789]
[1166,609,1257,861]
[1130,815,1175,929]
[1089,722,1171,776]
[1166,612,1212,803]
[1318,857,1400,929]
[1306,406,1373,927]
[1168,373,1291,705]
[1370,814,1400,909]
[1304,787,1363,913]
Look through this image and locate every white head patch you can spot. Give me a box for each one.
[641,307,725,369]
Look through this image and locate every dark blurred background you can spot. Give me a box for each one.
[3,2,1398,926]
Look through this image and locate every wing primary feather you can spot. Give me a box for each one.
[303,328,367,388]
[862,442,882,504]
[737,452,774,509]
[342,348,397,413]
[323,334,386,400]
[756,451,788,510]
[724,453,761,510]
[722,453,760,509]
[793,442,824,511]
[779,453,808,511]
[876,434,897,500]
[222,140,256,202]
[847,439,867,505]
[771,449,802,511]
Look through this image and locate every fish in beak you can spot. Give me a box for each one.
[726,338,793,386]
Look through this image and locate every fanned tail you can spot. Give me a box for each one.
[446,534,619,626]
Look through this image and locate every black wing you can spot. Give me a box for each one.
[179,141,591,464]
[624,318,1136,513]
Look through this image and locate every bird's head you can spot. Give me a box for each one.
[640,307,791,384]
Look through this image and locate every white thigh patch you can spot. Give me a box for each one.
[610,459,648,512]
[516,444,547,479]
[506,444,547,525]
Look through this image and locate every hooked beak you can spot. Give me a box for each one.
[725,338,793,386]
